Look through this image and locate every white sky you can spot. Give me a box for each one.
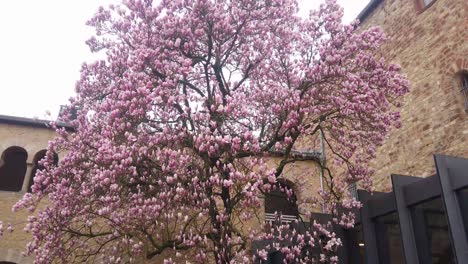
[0,0,369,119]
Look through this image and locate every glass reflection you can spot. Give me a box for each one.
[411,198,455,264]
[374,212,405,264]
[344,224,365,263]
[457,188,468,241]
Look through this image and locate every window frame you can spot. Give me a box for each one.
[460,72,468,111]
[414,0,437,13]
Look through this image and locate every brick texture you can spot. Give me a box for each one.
[0,123,58,263]
[359,0,468,191]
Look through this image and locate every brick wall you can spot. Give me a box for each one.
[0,123,58,263]
[359,0,468,191]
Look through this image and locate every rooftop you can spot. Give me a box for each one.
[357,0,383,22]
[0,114,73,130]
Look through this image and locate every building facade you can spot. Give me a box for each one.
[359,0,468,191]
[336,0,468,263]
[0,115,70,263]
[0,0,467,263]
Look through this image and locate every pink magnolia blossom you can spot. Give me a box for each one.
[10,0,408,263]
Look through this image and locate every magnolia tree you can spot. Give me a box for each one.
[10,0,408,263]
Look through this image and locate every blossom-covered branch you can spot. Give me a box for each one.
[11,0,408,263]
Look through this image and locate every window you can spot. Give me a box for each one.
[374,212,406,264]
[457,188,468,241]
[460,72,468,111]
[344,224,366,263]
[422,0,435,6]
[410,198,455,263]
[415,0,436,12]
[264,179,299,224]
[0,147,28,191]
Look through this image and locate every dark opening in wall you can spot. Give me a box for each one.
[0,146,28,192]
[265,179,299,221]
[28,150,58,192]
[458,71,468,111]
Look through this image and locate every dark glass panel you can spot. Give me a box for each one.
[264,180,298,216]
[457,188,468,241]
[411,198,455,264]
[344,224,365,263]
[267,251,284,264]
[374,212,405,264]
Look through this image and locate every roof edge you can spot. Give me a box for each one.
[0,114,74,130]
[356,0,384,22]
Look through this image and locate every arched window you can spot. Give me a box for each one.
[0,146,28,191]
[28,150,58,192]
[265,179,299,223]
[459,72,468,111]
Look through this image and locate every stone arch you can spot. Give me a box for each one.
[0,146,28,191]
[439,55,468,112]
[28,149,59,192]
[264,178,299,217]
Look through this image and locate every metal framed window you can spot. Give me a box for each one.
[255,155,468,264]
[354,155,468,264]
[410,197,454,263]
[434,155,468,263]
[357,190,404,264]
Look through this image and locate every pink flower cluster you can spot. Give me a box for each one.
[10,0,408,263]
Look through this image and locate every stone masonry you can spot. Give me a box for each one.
[359,0,468,192]
[0,121,59,263]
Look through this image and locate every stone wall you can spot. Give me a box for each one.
[0,123,58,263]
[359,0,468,192]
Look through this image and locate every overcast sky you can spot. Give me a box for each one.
[0,0,369,119]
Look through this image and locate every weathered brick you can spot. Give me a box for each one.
[359,0,468,191]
